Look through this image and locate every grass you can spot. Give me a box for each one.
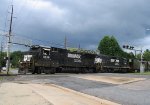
[0,70,13,75]
[0,76,3,81]
[0,71,4,74]
[132,71,150,75]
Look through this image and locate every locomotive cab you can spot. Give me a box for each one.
[18,52,35,74]
[18,45,57,74]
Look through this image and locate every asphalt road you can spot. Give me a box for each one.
[1,73,150,105]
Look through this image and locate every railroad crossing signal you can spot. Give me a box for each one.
[123,45,134,50]
[123,44,144,73]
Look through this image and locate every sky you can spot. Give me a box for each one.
[0,0,150,52]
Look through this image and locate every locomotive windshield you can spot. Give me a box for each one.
[43,48,50,55]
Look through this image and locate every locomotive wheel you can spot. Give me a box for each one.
[111,69,114,73]
[34,67,38,74]
[95,64,102,73]
[45,69,49,74]
[37,68,41,74]
[43,67,49,74]
[58,68,62,73]
[24,69,27,74]
[81,68,86,73]
[75,68,80,74]
[31,59,36,74]
[50,68,56,74]
[93,69,99,73]
[19,69,27,74]
[31,67,35,74]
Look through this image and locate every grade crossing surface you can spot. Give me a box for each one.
[0,73,150,105]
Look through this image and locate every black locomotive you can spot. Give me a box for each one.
[95,54,130,73]
[19,45,149,74]
[18,45,99,74]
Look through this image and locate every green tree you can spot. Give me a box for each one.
[98,35,135,58]
[98,36,112,55]
[98,35,123,57]
[10,51,23,68]
[110,36,123,56]
[143,49,150,61]
[0,52,7,67]
[136,49,150,61]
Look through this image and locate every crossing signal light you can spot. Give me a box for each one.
[129,46,134,50]
[123,45,134,50]
[126,45,129,49]
[123,45,126,48]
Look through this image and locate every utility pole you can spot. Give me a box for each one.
[0,42,3,72]
[140,47,144,73]
[64,36,67,49]
[134,50,137,58]
[6,5,13,74]
[1,42,3,59]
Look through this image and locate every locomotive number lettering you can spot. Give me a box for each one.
[74,59,81,63]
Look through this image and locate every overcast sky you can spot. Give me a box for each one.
[0,0,150,51]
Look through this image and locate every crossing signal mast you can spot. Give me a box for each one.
[123,45,144,73]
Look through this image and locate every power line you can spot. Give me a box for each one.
[0,27,65,48]
[1,27,79,49]
[11,42,31,47]
[11,32,64,48]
